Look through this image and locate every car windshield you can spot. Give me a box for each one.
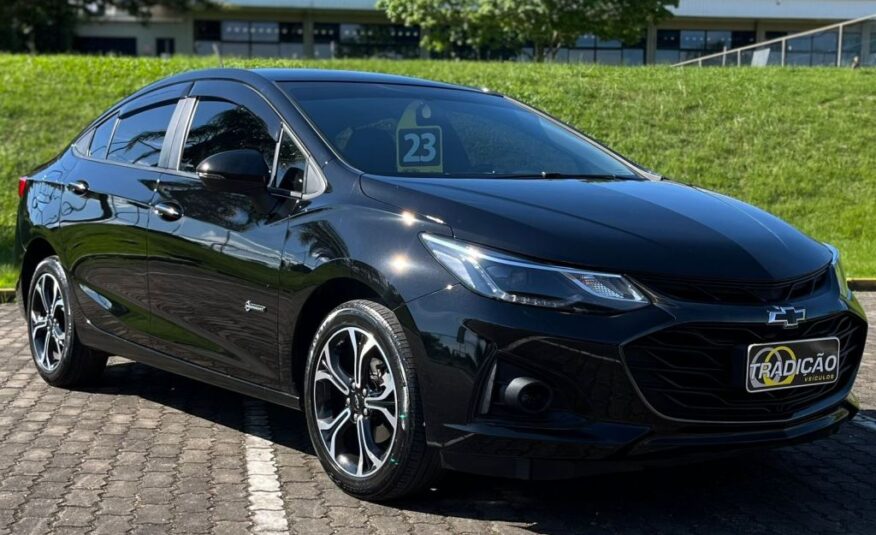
[281,82,639,179]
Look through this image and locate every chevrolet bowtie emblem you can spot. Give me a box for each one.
[767,306,805,328]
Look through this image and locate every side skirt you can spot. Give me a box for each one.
[77,319,301,410]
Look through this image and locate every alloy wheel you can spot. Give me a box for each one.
[312,326,399,478]
[30,273,67,373]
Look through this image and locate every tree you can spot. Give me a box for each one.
[377,0,507,59]
[378,0,678,62]
[0,0,211,53]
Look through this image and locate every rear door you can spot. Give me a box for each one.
[146,80,298,389]
[61,85,188,346]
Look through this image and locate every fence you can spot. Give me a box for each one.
[674,13,876,67]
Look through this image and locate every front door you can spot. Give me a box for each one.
[146,81,295,389]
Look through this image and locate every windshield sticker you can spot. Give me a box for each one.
[396,102,443,173]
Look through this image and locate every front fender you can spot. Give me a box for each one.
[277,197,457,396]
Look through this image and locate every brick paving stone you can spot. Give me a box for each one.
[0,298,874,534]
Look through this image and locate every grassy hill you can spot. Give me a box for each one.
[1,54,875,287]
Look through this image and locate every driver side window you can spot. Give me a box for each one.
[179,99,277,177]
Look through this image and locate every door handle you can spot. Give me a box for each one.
[67,180,89,196]
[153,202,183,222]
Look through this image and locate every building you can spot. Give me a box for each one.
[73,0,876,64]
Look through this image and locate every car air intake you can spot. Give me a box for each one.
[622,312,866,423]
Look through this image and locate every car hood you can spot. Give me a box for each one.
[360,176,831,281]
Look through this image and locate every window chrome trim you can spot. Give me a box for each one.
[302,159,327,200]
[270,132,283,186]
[104,115,121,160]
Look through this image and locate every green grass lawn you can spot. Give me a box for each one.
[1,54,875,288]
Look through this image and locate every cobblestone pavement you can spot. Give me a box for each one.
[0,295,874,535]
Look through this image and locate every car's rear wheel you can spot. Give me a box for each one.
[27,257,107,387]
[304,299,441,500]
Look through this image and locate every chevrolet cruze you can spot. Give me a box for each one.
[14,69,868,500]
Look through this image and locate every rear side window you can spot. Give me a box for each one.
[179,99,277,175]
[107,103,177,167]
[89,115,117,159]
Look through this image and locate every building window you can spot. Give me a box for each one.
[195,19,301,58]
[787,30,839,65]
[337,24,420,59]
[156,38,175,56]
[280,23,304,43]
[313,23,339,58]
[194,20,221,41]
[656,29,757,64]
[192,19,420,59]
[73,36,137,56]
[536,34,644,65]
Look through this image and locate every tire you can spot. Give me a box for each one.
[304,299,442,501]
[26,256,107,387]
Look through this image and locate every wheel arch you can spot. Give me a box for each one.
[18,237,58,313]
[288,276,388,398]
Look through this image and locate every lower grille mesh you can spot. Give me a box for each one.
[622,313,866,422]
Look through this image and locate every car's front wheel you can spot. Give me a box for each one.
[27,256,107,387]
[304,299,441,500]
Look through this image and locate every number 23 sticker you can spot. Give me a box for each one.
[397,127,442,171]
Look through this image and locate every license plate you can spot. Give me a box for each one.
[746,337,840,393]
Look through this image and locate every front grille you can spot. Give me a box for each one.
[622,313,866,422]
[633,266,831,305]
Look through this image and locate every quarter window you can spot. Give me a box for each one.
[74,129,94,155]
[275,130,308,193]
[89,115,117,159]
[180,99,277,176]
[107,103,176,167]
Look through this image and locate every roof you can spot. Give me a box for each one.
[114,68,484,120]
[253,68,477,91]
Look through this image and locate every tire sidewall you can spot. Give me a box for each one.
[303,302,417,496]
[27,257,76,382]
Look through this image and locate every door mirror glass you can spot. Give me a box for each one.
[196,149,270,193]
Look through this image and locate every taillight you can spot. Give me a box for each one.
[18,176,27,198]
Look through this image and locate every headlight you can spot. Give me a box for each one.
[825,243,852,299]
[421,233,648,312]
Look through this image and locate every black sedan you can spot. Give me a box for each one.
[14,68,868,500]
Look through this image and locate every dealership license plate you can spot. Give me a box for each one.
[745,337,840,393]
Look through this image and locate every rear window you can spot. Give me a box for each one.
[281,82,636,178]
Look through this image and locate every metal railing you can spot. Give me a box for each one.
[674,13,876,67]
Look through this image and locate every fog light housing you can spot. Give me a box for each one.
[503,377,553,414]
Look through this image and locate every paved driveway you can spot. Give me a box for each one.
[0,295,874,534]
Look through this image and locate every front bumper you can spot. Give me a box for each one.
[398,282,868,479]
[439,400,856,479]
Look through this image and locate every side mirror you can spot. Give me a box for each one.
[196,149,270,194]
